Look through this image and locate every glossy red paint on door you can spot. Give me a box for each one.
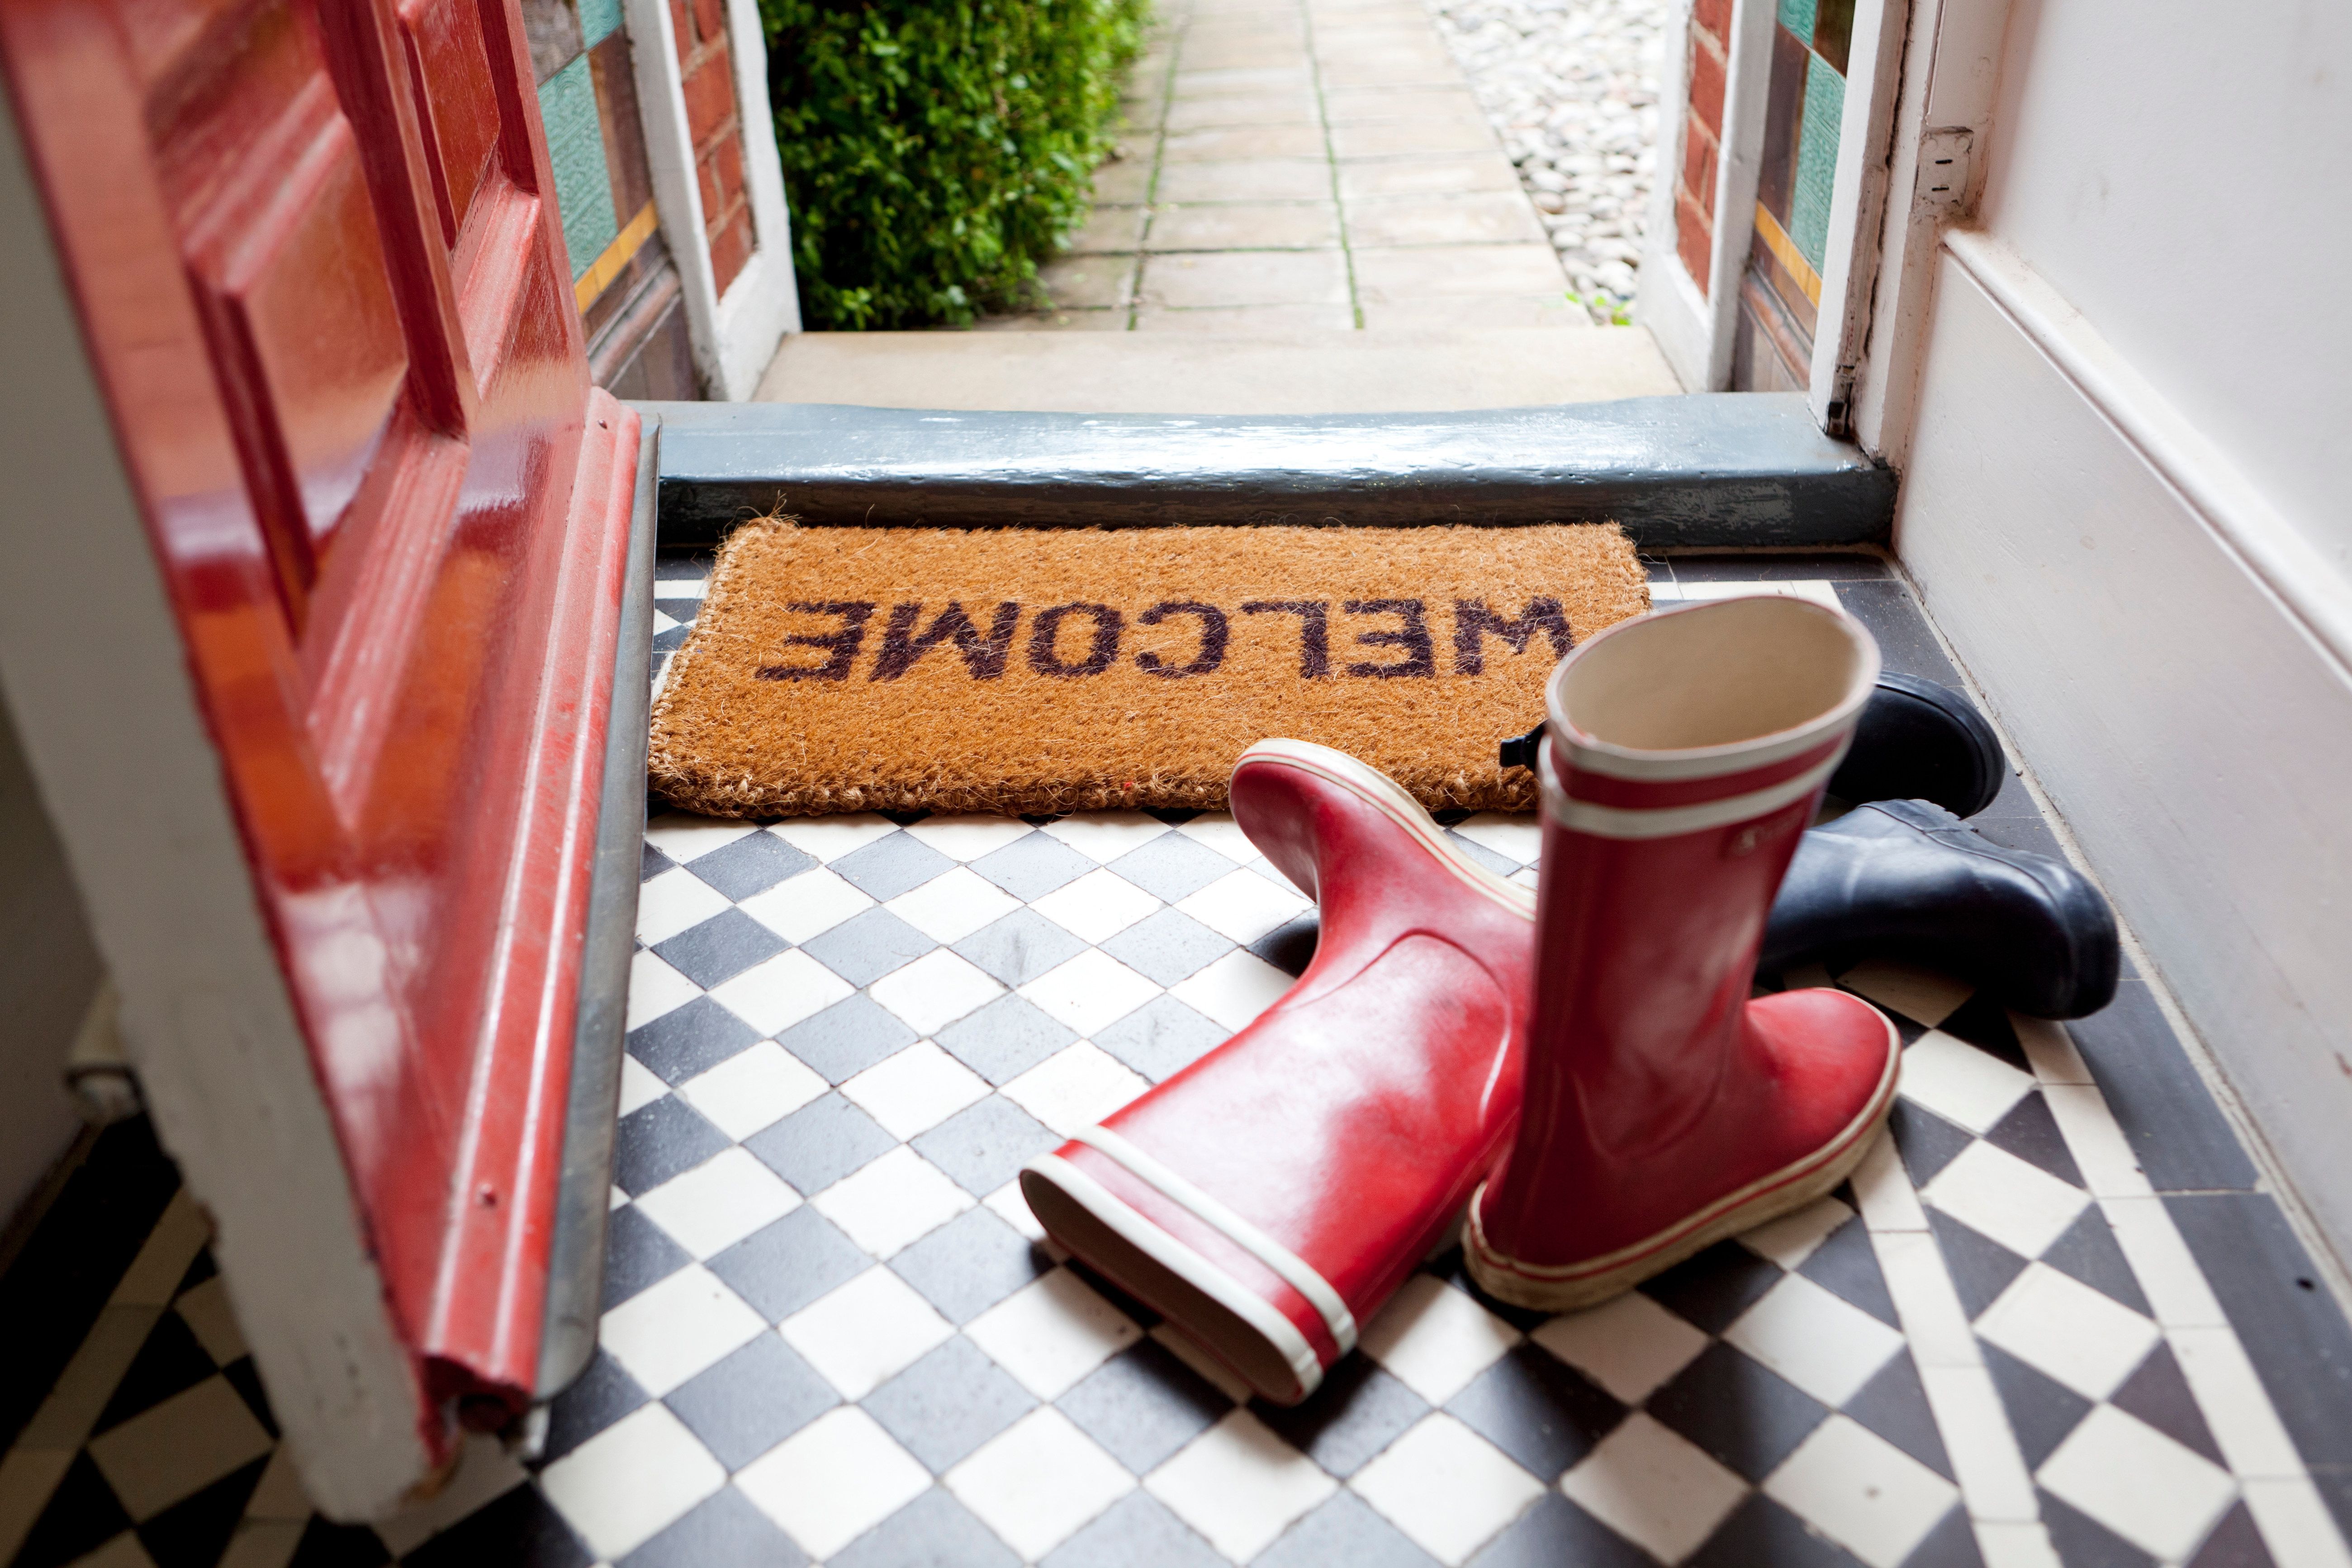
[2,0,638,1453]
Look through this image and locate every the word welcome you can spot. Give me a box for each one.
[755,597,1577,682]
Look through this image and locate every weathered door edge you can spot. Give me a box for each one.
[638,393,1896,545]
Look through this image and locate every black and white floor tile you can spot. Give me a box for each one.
[5,554,2351,1568]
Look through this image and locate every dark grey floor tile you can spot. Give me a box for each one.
[1889,1100,1975,1190]
[650,623,691,654]
[2185,1500,2276,1568]
[971,831,1095,901]
[707,1208,873,1323]
[1797,1213,1901,1328]
[1936,993,2030,1070]
[15,1453,130,1568]
[2039,1206,2151,1316]
[1983,1090,2086,1189]
[92,1311,213,1435]
[613,1097,732,1197]
[1443,830,1519,876]
[1832,581,1965,686]
[953,909,1089,989]
[862,1338,1037,1473]
[2072,983,2260,1193]
[1899,1503,1984,1568]
[2167,1194,2352,1468]
[1465,1492,1646,1568]
[1257,1491,1443,1568]
[912,1096,1061,1196]
[1100,908,1235,987]
[286,1514,391,1566]
[1446,1343,1625,1480]
[1247,914,1320,980]
[665,1336,839,1469]
[1107,833,1239,904]
[1639,1240,1787,1335]
[891,1207,1052,1325]
[936,994,1078,1084]
[2110,1340,2224,1467]
[1093,995,1229,1082]
[1840,1351,1952,1481]
[654,553,711,581]
[1969,812,2069,862]
[642,842,677,881]
[2038,1487,2158,1568]
[1685,1492,1864,1568]
[1647,1340,1830,1482]
[403,1484,591,1568]
[830,1488,1020,1568]
[1925,1210,2030,1321]
[627,998,761,1086]
[688,831,817,901]
[599,1203,692,1309]
[1041,1492,1223,1568]
[618,1486,806,1568]
[744,1092,897,1196]
[1057,1339,1235,1473]
[133,1453,267,1568]
[1980,1342,2092,1470]
[832,832,958,901]
[799,908,937,988]
[651,910,789,990]
[1251,1355,1429,1479]
[2313,1469,2352,1556]
[776,995,918,1084]
[541,1350,650,1464]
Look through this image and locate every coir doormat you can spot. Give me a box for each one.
[649,519,1649,817]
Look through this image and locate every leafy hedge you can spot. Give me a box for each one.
[760,0,1151,329]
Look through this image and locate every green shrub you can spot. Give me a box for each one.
[760,0,1151,329]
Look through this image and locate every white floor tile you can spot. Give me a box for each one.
[633,1147,801,1260]
[1918,1140,2089,1261]
[597,1265,767,1397]
[2101,1199,2227,1330]
[1737,1194,1855,1271]
[645,813,760,863]
[779,1266,955,1399]
[1975,1263,2161,1399]
[885,866,1024,944]
[2037,1405,2236,1560]
[966,1268,1143,1398]
[1560,1412,1749,1565]
[82,1377,272,1521]
[2041,1085,2152,1199]
[1168,949,1294,1032]
[651,606,680,634]
[1835,960,1973,1028]
[811,1145,975,1257]
[1018,951,1164,1038]
[738,867,876,943]
[840,1041,992,1140]
[1000,1042,1152,1137]
[1176,867,1313,944]
[1973,1520,2065,1568]
[537,1404,726,1560]
[766,814,899,863]
[1723,1274,1906,1407]
[946,1407,1137,1560]
[2242,1477,2352,1568]
[1917,1364,2041,1524]
[1451,814,1542,866]
[1529,1288,1712,1405]
[1899,1030,2038,1134]
[708,949,856,1038]
[2170,1325,2306,1477]
[869,948,1006,1035]
[625,950,703,1033]
[679,1041,829,1141]
[635,867,734,946]
[1357,1275,1522,1405]
[1349,1413,1546,1565]
[1172,813,1258,866]
[617,1053,669,1118]
[735,1407,931,1560]
[1509,865,1541,891]
[1763,1415,1959,1568]
[1146,1409,1338,1561]
[905,815,1038,862]
[1032,867,1164,943]
[1873,1231,1982,1370]
[1851,1128,1929,1233]
[986,1179,1049,1243]
[2015,1015,2095,1085]
[1042,811,1173,862]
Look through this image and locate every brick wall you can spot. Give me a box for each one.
[671,0,754,295]
[1677,0,1731,294]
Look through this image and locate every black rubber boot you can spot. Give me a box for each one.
[1502,673,2009,818]
[1760,799,2120,1019]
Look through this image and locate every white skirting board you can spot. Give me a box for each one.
[1896,241,2352,1272]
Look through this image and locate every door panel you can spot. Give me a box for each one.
[397,0,503,245]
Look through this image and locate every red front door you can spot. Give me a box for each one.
[2,0,637,1454]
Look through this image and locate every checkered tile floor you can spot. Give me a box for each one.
[7,554,2352,1568]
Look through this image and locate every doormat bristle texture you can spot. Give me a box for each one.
[649,519,1650,817]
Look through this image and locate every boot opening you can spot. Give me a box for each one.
[1551,597,1875,754]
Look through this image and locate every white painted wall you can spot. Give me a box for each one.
[1883,0,2352,1267]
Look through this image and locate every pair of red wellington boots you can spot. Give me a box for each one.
[1019,596,1902,1402]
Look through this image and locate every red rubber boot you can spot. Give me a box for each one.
[1020,740,1535,1404]
[1467,595,1903,1312]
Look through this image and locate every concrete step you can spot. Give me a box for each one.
[750,327,1686,414]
